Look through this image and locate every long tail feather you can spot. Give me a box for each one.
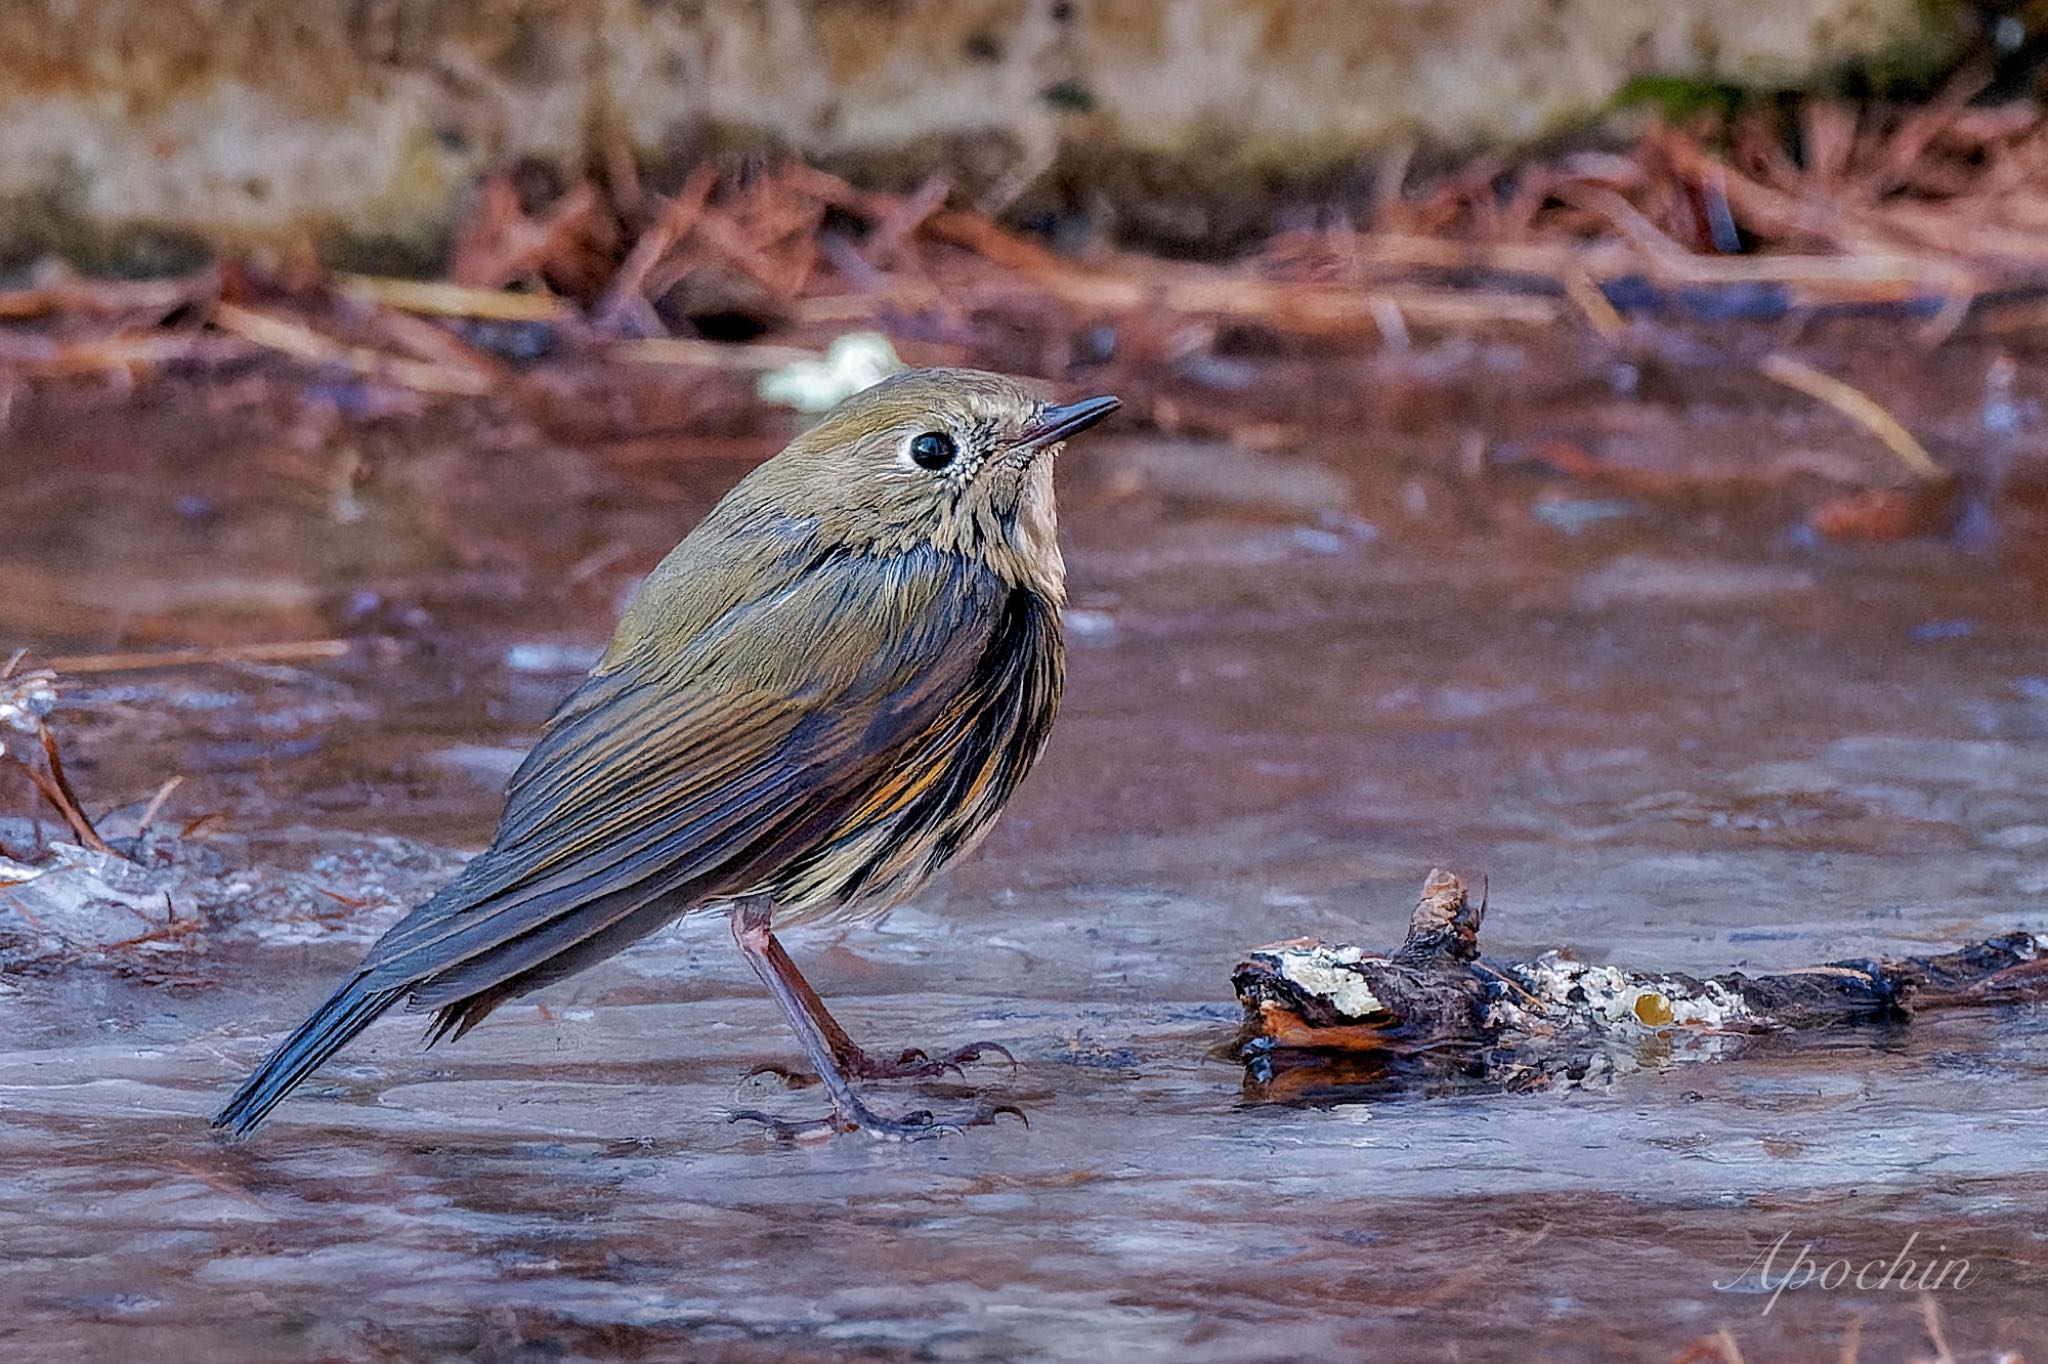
[211,978,406,1137]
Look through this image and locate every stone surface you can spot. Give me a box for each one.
[0,0,1963,267]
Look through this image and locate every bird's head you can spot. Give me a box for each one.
[742,368,1119,602]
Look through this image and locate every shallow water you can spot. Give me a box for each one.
[4,327,2048,1360]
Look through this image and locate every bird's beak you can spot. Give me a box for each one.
[1019,395,1121,452]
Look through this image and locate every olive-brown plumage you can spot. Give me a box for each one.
[214,368,1118,1138]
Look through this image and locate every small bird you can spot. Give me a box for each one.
[213,368,1118,1140]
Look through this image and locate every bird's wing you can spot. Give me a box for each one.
[360,539,1005,990]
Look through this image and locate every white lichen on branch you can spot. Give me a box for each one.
[1488,953,1758,1035]
[1252,942,1387,1022]
[0,666,58,758]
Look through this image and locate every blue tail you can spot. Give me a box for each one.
[211,977,406,1137]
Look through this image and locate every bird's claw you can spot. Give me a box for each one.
[726,1107,848,1141]
[729,1099,1026,1143]
[841,1038,1018,1081]
[931,1040,1018,1075]
[745,1039,1019,1088]
[742,1061,821,1090]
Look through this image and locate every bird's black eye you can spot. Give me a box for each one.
[909,431,958,470]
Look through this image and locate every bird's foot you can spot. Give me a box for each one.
[745,1039,1016,1089]
[730,1093,1027,1143]
[861,1039,1016,1080]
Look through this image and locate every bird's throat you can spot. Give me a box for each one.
[1003,459,1065,604]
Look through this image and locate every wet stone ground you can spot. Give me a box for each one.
[3,322,2048,1361]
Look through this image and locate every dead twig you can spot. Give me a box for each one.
[0,267,219,321]
[356,305,510,385]
[1562,268,1625,341]
[591,162,719,334]
[0,331,258,379]
[336,275,576,323]
[864,173,952,270]
[1673,1326,1750,1364]
[31,722,115,856]
[1759,353,1948,483]
[212,303,495,396]
[135,776,184,837]
[44,640,351,674]
[1918,1293,1958,1364]
[0,666,114,855]
[606,337,822,371]
[92,894,205,954]
[449,178,603,290]
[689,209,807,301]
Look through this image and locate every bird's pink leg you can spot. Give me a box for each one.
[736,903,1012,1083]
[726,897,1022,1141]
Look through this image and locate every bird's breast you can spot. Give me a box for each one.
[763,583,1064,922]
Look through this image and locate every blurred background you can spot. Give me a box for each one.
[5,3,2048,1362]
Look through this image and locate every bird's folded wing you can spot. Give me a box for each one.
[361,542,1004,984]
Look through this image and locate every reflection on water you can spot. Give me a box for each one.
[3,331,2048,1359]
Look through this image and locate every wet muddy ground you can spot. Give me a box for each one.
[4,321,2048,1361]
